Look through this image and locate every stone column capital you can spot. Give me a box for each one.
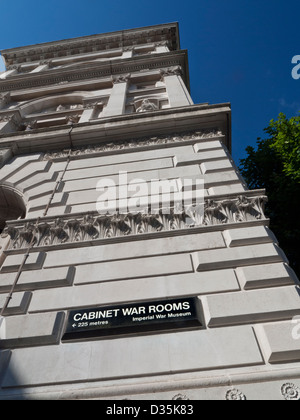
[112,74,131,84]
[160,66,183,80]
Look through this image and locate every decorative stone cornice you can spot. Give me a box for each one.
[1,23,179,67]
[0,51,188,93]
[43,129,224,161]
[3,192,267,250]
[0,104,232,156]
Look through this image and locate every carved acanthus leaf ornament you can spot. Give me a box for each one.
[3,194,267,250]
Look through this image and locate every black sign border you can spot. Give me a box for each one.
[62,297,205,342]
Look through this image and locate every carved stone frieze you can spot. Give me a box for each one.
[2,24,178,68]
[3,193,267,250]
[43,129,224,160]
[200,195,267,225]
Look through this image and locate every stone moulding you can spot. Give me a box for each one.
[2,24,179,67]
[0,51,187,93]
[3,192,267,251]
[43,129,224,161]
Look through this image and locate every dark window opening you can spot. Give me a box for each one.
[0,186,26,234]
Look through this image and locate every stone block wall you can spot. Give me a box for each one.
[0,131,299,400]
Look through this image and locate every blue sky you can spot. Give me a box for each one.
[0,0,299,164]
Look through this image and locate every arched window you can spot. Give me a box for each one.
[0,185,26,234]
[18,93,86,131]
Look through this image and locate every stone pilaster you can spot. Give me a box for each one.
[161,66,194,107]
[102,74,130,117]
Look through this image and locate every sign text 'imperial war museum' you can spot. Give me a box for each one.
[63,298,204,340]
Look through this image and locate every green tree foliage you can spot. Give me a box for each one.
[239,113,300,278]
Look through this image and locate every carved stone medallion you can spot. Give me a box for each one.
[225,389,246,401]
[281,383,300,401]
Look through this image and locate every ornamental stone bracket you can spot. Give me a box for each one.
[160,65,183,80]
[112,74,131,84]
[2,192,268,251]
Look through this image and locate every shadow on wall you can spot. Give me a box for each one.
[0,347,25,400]
[0,318,27,400]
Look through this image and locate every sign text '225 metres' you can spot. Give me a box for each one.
[63,297,204,340]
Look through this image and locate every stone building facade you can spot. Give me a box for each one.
[0,23,299,400]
